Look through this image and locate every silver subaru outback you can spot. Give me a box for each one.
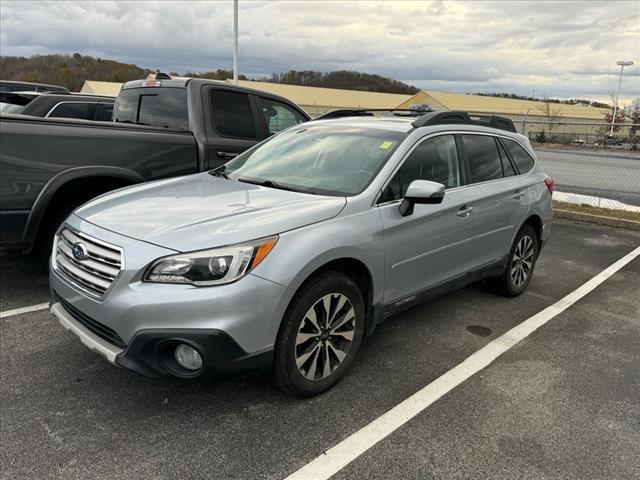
[50,110,553,397]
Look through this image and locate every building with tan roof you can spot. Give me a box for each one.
[79,80,123,96]
[397,90,610,122]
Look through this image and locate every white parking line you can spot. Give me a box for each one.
[0,303,49,319]
[284,246,640,480]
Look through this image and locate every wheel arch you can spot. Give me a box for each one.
[284,255,382,336]
[522,214,543,246]
[25,166,144,252]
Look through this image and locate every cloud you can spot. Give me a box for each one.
[1,0,638,103]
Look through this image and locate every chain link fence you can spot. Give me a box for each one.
[511,120,640,220]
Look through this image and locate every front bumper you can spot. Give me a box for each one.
[51,301,123,364]
[51,300,273,379]
[50,215,293,379]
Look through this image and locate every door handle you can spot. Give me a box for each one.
[216,151,239,159]
[456,205,474,218]
[513,190,526,200]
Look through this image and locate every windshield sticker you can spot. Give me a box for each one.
[379,141,395,150]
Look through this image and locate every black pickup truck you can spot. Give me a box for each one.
[0,78,309,260]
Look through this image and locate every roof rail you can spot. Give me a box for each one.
[411,110,517,133]
[316,107,432,120]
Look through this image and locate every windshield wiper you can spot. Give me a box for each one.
[236,177,314,194]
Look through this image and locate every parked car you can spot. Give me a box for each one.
[15,93,116,121]
[0,78,309,261]
[49,110,553,397]
[0,91,41,113]
[0,80,69,93]
[594,135,623,147]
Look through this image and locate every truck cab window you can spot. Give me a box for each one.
[210,90,256,139]
[113,87,188,130]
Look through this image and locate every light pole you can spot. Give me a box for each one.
[233,0,239,85]
[610,60,634,136]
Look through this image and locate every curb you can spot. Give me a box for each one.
[554,209,640,231]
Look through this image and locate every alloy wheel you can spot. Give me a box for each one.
[510,235,535,288]
[294,293,356,381]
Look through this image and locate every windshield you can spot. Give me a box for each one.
[221,126,406,196]
[113,87,188,130]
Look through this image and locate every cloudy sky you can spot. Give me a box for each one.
[1,0,638,104]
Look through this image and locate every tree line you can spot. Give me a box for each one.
[1,54,419,95]
[474,91,611,109]
[2,54,632,117]
[185,69,421,94]
[1,54,152,92]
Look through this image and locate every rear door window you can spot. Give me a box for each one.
[503,139,535,174]
[461,135,503,184]
[258,97,307,135]
[210,90,256,139]
[48,102,96,120]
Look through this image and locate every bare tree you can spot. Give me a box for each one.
[629,97,640,145]
[535,94,562,132]
[603,90,627,133]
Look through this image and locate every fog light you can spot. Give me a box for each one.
[174,343,203,371]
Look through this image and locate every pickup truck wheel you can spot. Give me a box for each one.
[489,224,538,297]
[273,272,365,397]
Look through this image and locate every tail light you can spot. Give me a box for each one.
[544,177,554,194]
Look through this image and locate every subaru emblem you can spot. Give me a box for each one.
[72,242,89,261]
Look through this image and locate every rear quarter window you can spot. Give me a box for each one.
[503,138,535,174]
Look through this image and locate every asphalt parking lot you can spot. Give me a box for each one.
[1,219,639,480]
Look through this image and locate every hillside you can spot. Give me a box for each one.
[1,54,420,95]
[1,54,153,92]
[185,69,421,94]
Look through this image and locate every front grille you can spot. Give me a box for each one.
[54,292,126,348]
[54,228,123,298]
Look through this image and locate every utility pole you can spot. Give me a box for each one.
[233,0,239,85]
[610,60,634,136]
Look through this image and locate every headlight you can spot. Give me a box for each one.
[144,236,277,286]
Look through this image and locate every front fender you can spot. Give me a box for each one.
[251,208,386,332]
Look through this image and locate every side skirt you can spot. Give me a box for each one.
[382,258,507,318]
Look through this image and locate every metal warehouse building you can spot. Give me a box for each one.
[230,80,412,117]
[397,90,609,122]
[81,78,615,141]
[80,78,412,117]
[80,80,123,96]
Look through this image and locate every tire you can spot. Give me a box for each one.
[489,224,539,297]
[272,271,366,397]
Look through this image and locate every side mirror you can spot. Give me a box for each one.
[399,180,445,216]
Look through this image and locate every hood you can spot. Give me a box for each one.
[75,173,346,252]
